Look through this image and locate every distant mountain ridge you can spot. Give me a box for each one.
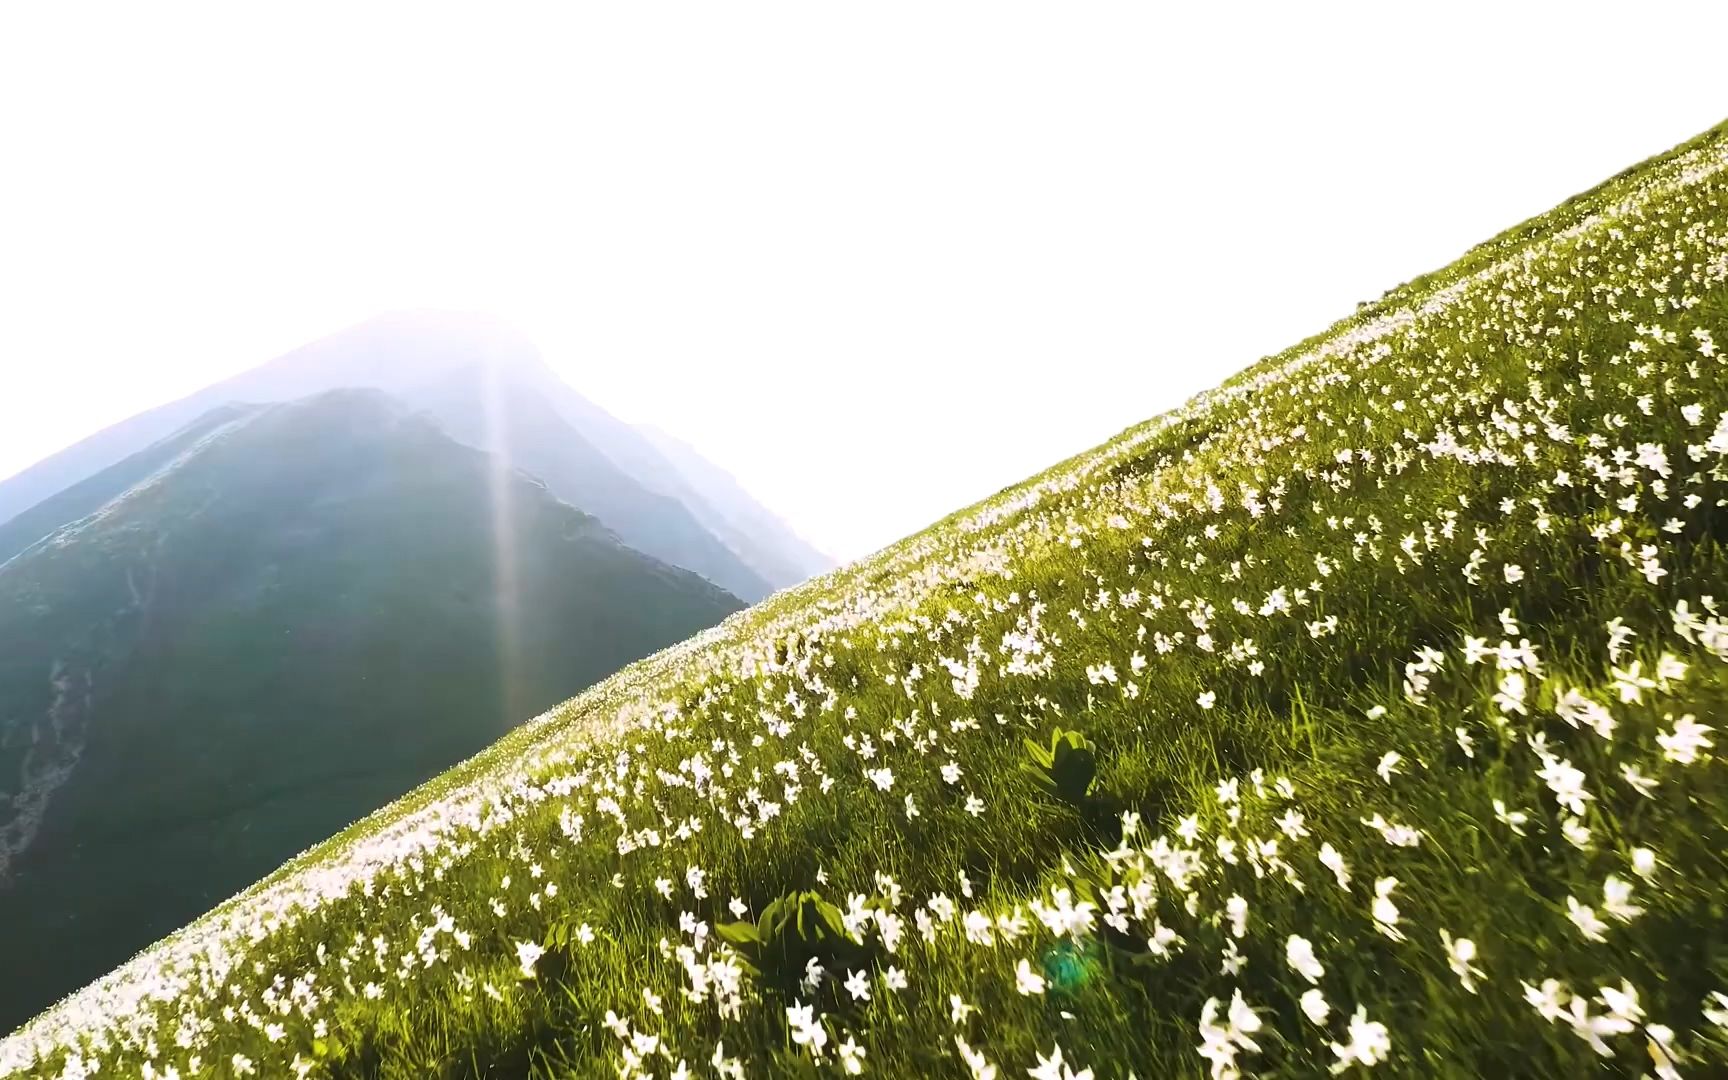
[396,362,775,601]
[0,312,830,599]
[635,423,833,586]
[0,388,744,1028]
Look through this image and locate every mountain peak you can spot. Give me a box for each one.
[253,310,547,395]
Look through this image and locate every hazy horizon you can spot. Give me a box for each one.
[4,3,1726,560]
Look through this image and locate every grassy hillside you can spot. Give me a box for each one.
[6,122,1728,1077]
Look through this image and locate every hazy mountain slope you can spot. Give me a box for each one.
[0,313,532,528]
[8,124,1728,1077]
[0,404,256,568]
[400,365,774,601]
[636,423,833,585]
[0,389,742,1030]
[477,357,827,590]
[0,313,804,596]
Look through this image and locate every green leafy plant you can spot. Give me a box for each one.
[715,889,872,991]
[1022,727,1098,805]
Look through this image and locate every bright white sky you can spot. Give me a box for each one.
[2,3,1724,561]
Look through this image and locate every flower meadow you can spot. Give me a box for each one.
[8,122,1728,1078]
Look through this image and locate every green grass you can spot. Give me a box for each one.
[7,122,1728,1078]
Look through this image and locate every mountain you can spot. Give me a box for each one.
[393,363,776,601]
[0,311,818,599]
[496,369,832,582]
[10,124,1728,1080]
[635,423,833,585]
[0,389,743,1030]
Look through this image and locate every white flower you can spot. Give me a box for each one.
[1371,878,1405,941]
[1033,887,1096,938]
[1630,847,1658,880]
[838,1035,866,1076]
[1646,1024,1682,1080]
[1228,991,1263,1037]
[1362,812,1421,847]
[844,968,871,1002]
[1492,799,1530,835]
[1620,764,1658,797]
[1300,988,1331,1025]
[1494,671,1529,716]
[1536,755,1592,816]
[1599,980,1643,1024]
[787,1000,828,1055]
[1319,843,1351,889]
[1657,714,1714,764]
[1219,937,1246,976]
[1565,897,1609,942]
[1503,564,1525,584]
[1440,930,1483,993]
[1197,690,1217,710]
[1602,875,1644,922]
[1556,688,1616,739]
[1565,994,1634,1057]
[1524,977,1569,1022]
[1606,618,1636,662]
[1286,935,1324,984]
[1329,1005,1391,1072]
[1176,814,1202,844]
[1015,958,1047,996]
[1375,752,1403,783]
[963,908,994,945]
[1277,809,1309,839]
[1196,990,1262,1080]
[711,1041,743,1078]
[1226,894,1249,938]
[1148,920,1181,957]
[1027,1042,1093,1080]
[1612,661,1656,703]
[1704,991,1728,1029]
[883,965,908,991]
[955,1036,998,1080]
[950,994,976,1025]
[515,940,545,978]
